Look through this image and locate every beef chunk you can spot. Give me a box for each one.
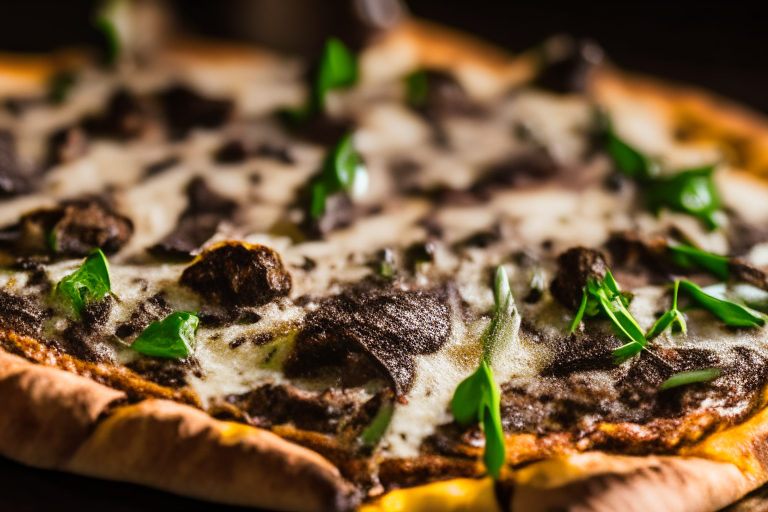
[0,291,47,337]
[0,130,31,198]
[114,293,173,341]
[180,241,292,307]
[285,285,452,396]
[159,85,234,138]
[149,177,237,259]
[82,89,153,140]
[550,247,608,310]
[4,198,133,257]
[46,127,89,167]
[535,39,604,94]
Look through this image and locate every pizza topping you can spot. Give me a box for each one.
[52,249,112,318]
[149,177,237,259]
[315,37,358,111]
[660,368,721,390]
[405,69,480,119]
[678,280,765,327]
[0,130,31,199]
[46,127,90,167]
[645,281,687,339]
[47,71,77,105]
[0,290,48,338]
[159,85,234,139]
[535,38,604,94]
[286,285,452,396]
[360,399,395,448]
[82,89,154,140]
[130,311,200,358]
[180,241,292,307]
[114,292,173,341]
[550,247,607,311]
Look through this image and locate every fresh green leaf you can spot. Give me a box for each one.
[310,133,368,219]
[93,0,127,66]
[668,242,729,280]
[660,368,721,390]
[359,400,394,447]
[646,281,687,339]
[587,270,646,347]
[679,280,765,327]
[647,166,722,230]
[569,288,589,333]
[451,361,505,478]
[405,70,428,107]
[606,127,659,181]
[315,38,358,110]
[612,341,645,362]
[48,72,77,105]
[53,249,112,317]
[482,265,516,362]
[703,283,768,313]
[130,312,199,358]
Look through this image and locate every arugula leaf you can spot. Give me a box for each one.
[646,281,687,339]
[660,368,721,390]
[130,312,199,358]
[606,127,659,181]
[359,400,394,447]
[53,249,112,317]
[668,242,729,280]
[679,280,765,327]
[309,133,368,219]
[315,38,358,110]
[405,70,429,107]
[451,265,511,479]
[647,166,722,230]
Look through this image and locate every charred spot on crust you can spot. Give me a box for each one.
[149,177,237,259]
[114,293,173,342]
[0,291,48,337]
[535,39,604,94]
[0,130,32,198]
[4,198,133,258]
[180,241,292,307]
[285,285,452,396]
[550,246,608,310]
[159,85,234,139]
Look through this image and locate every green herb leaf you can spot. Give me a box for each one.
[679,280,765,327]
[606,127,659,181]
[53,249,112,317]
[94,0,127,66]
[315,38,358,110]
[668,242,729,280]
[359,400,394,447]
[405,70,428,107]
[451,361,505,478]
[130,312,199,358]
[569,288,589,333]
[48,72,77,105]
[310,133,368,219]
[647,166,722,230]
[482,265,516,362]
[660,368,721,390]
[646,281,687,339]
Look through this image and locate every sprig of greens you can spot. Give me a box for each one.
[48,72,77,105]
[451,266,512,479]
[678,280,765,327]
[310,132,368,218]
[405,70,429,107]
[94,0,128,66]
[568,268,647,361]
[359,400,394,448]
[53,249,112,318]
[668,242,729,280]
[660,368,721,390]
[315,37,358,110]
[646,281,687,339]
[130,312,200,358]
[606,125,723,229]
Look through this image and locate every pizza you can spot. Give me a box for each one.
[4,3,768,512]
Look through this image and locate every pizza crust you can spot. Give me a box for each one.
[0,344,359,512]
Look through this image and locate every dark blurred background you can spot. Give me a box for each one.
[1,1,767,112]
[1,1,767,510]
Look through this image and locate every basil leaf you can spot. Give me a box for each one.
[405,70,428,107]
[130,312,199,358]
[647,166,722,230]
[94,0,126,65]
[359,400,394,447]
[310,133,368,219]
[315,38,357,110]
[606,128,659,181]
[679,280,765,327]
[660,368,721,390]
[451,361,505,478]
[668,242,729,280]
[53,249,112,317]
[646,281,687,339]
